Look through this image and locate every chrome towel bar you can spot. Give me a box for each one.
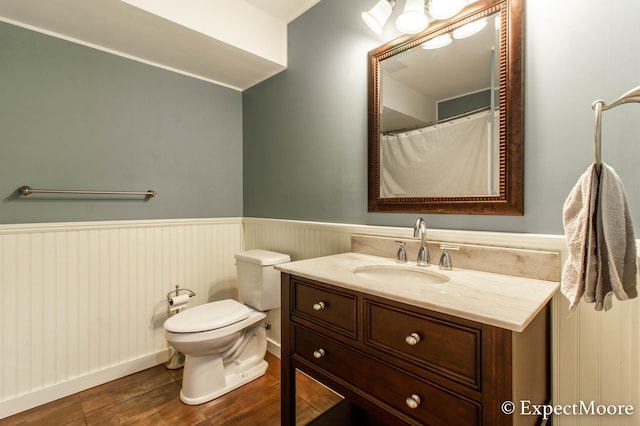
[592,85,640,168]
[18,186,157,198]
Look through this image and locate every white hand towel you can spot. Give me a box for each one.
[584,163,638,311]
[561,163,599,311]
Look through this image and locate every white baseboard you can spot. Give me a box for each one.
[266,337,281,359]
[2,340,283,420]
[0,349,171,420]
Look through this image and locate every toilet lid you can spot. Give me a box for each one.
[164,299,252,333]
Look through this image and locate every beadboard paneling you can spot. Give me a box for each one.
[242,217,353,357]
[0,218,242,419]
[243,218,640,426]
[3,217,639,425]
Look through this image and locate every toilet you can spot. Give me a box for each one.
[164,249,290,405]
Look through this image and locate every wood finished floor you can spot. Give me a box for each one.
[2,353,342,425]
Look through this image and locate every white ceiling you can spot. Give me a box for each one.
[245,0,319,22]
[0,0,320,91]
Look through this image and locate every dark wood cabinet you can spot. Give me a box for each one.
[281,274,550,426]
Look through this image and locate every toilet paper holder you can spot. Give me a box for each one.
[166,284,196,305]
[165,285,195,371]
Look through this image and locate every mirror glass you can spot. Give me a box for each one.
[380,12,500,198]
[368,0,524,215]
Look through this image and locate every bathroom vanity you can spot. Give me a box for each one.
[278,251,559,426]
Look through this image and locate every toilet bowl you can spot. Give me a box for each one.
[163,249,290,405]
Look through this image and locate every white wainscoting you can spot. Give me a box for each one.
[242,217,414,356]
[243,217,640,426]
[0,218,243,419]
[2,216,639,425]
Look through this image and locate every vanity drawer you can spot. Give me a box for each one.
[294,325,481,426]
[364,300,481,389]
[292,279,357,338]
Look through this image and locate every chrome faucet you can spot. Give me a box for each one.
[413,217,430,266]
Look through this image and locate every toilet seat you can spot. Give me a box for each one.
[164,299,251,333]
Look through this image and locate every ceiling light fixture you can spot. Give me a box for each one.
[362,0,396,35]
[362,0,472,36]
[395,0,429,34]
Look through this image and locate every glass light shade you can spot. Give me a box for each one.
[395,0,429,34]
[453,17,488,39]
[362,0,393,35]
[421,33,452,49]
[429,0,466,20]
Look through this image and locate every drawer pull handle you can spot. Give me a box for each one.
[405,332,421,345]
[313,348,326,359]
[405,394,421,409]
[313,301,326,311]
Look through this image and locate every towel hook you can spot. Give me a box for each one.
[592,84,640,170]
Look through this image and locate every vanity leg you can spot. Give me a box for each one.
[281,273,296,426]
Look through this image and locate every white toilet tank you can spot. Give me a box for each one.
[235,249,290,311]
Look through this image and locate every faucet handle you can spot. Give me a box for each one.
[439,245,459,270]
[395,240,407,263]
[417,245,430,266]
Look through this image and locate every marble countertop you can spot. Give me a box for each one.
[276,252,559,332]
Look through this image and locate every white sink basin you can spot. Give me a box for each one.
[351,264,450,285]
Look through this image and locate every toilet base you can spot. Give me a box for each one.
[178,324,269,405]
[179,359,268,405]
[165,347,185,370]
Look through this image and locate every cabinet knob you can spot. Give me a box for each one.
[313,348,326,359]
[405,394,421,409]
[312,301,326,311]
[405,332,421,346]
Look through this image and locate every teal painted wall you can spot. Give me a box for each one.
[4,0,640,234]
[0,21,243,224]
[244,0,640,235]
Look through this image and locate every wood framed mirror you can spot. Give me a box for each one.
[368,0,524,215]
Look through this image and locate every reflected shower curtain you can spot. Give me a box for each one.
[380,110,497,198]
